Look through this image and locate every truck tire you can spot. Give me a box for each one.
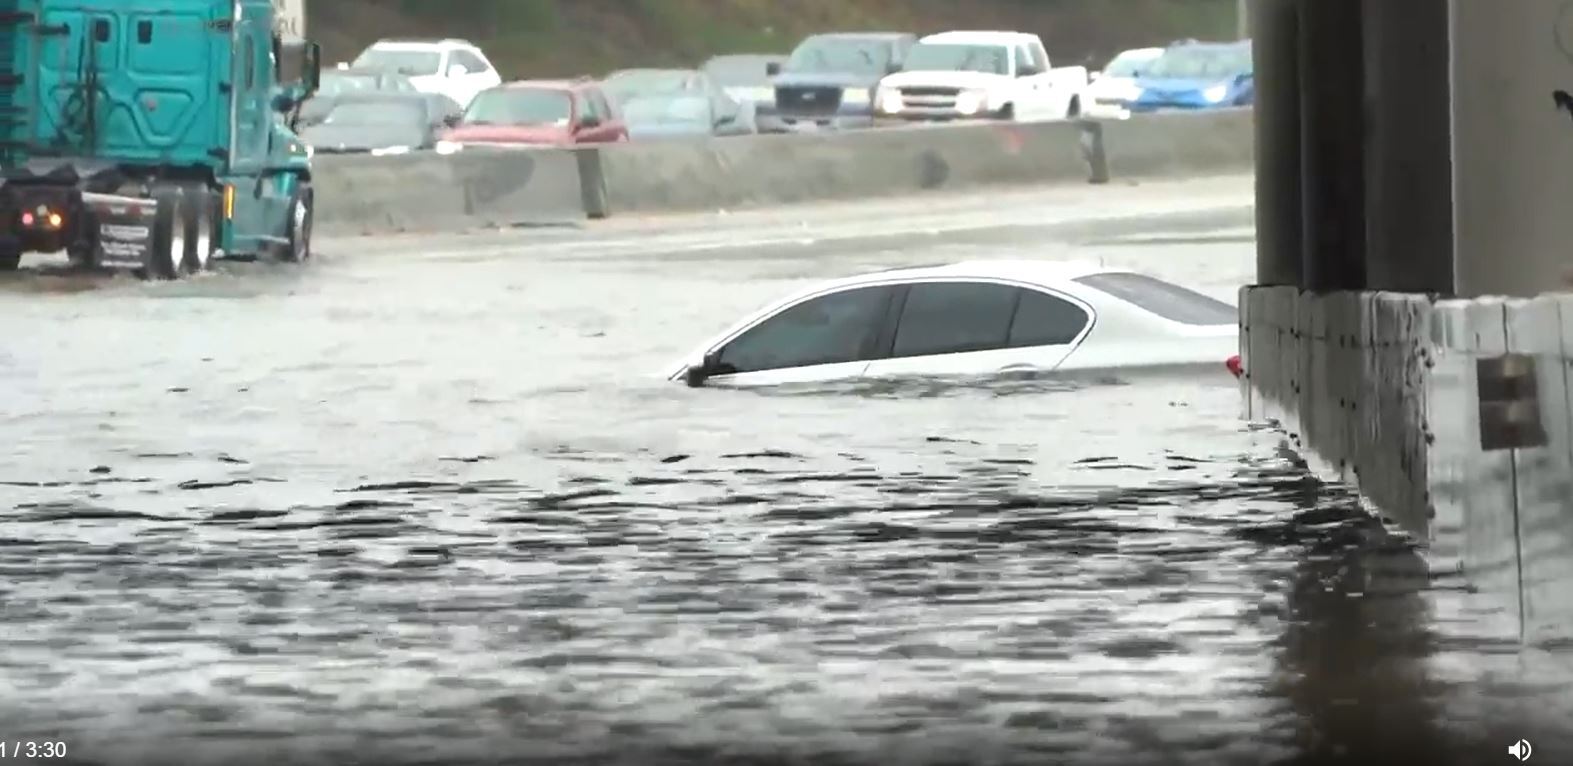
[278,182,312,264]
[141,185,184,280]
[180,183,218,274]
[0,242,19,272]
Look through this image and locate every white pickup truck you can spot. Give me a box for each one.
[874,31,1088,122]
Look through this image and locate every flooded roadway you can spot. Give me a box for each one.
[2,176,1569,765]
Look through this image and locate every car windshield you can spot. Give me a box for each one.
[602,70,702,105]
[1073,272,1238,325]
[1143,44,1252,80]
[463,88,573,126]
[902,43,1009,75]
[622,95,711,127]
[352,48,442,76]
[702,56,779,87]
[1103,50,1159,78]
[317,73,388,97]
[319,100,426,127]
[784,37,891,76]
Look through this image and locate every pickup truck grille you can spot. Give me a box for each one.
[897,86,961,109]
[775,86,842,115]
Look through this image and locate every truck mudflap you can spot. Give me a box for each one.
[80,192,157,270]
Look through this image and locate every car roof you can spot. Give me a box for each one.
[803,32,911,42]
[839,259,1114,287]
[368,39,477,50]
[921,31,1040,45]
[496,79,592,92]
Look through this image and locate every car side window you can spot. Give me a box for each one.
[718,286,893,374]
[1014,45,1036,76]
[1008,289,1090,347]
[452,49,487,74]
[891,281,1018,358]
[581,91,605,122]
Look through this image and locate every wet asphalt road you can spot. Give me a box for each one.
[2,176,1570,766]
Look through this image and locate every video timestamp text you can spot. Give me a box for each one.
[1,741,67,758]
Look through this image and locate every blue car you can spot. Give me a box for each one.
[1128,40,1253,113]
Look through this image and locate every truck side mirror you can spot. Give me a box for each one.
[766,61,781,76]
[303,42,322,95]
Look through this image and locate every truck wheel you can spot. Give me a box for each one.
[278,183,312,263]
[141,185,184,280]
[180,183,218,274]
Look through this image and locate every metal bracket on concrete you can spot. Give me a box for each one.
[1477,353,1548,451]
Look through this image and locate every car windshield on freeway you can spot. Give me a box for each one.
[784,36,892,75]
[702,55,780,88]
[902,43,1009,75]
[622,95,712,128]
[317,71,413,97]
[462,88,573,126]
[302,99,431,150]
[602,70,704,106]
[352,48,442,76]
[1144,43,1252,80]
[1102,48,1159,77]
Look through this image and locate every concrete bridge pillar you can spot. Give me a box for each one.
[1298,0,1367,292]
[1363,0,1454,294]
[1451,0,1573,297]
[1251,0,1304,286]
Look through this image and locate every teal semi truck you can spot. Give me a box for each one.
[0,0,320,278]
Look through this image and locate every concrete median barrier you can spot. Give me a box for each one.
[311,147,586,236]
[1099,108,1255,180]
[307,109,1255,233]
[587,119,1100,215]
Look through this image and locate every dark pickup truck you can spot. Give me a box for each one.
[758,32,917,133]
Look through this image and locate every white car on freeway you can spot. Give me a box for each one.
[667,260,1242,388]
[1081,46,1164,120]
[341,38,502,108]
[873,31,1089,122]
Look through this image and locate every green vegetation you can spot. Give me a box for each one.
[311,0,1240,78]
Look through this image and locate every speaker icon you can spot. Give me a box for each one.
[1508,739,1533,761]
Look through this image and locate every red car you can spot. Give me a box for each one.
[437,78,628,148]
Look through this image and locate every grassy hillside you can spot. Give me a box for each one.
[311,0,1240,78]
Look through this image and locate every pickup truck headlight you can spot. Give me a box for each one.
[876,88,902,113]
[842,87,871,106]
[955,89,986,115]
[1203,84,1229,103]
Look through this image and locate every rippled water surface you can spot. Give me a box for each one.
[2,180,1569,765]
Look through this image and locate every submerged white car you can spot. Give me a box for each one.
[667,261,1241,387]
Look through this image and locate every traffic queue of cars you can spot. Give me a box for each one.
[295,33,1252,155]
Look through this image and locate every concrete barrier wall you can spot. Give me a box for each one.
[306,108,1253,234]
[1102,108,1255,179]
[592,119,1096,215]
[311,147,586,236]
[1240,286,1573,643]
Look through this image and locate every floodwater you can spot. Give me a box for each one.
[1,177,1568,766]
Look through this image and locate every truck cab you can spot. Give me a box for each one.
[0,0,321,278]
[873,31,1088,123]
[757,32,915,133]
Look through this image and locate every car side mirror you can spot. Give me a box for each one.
[271,91,298,113]
[442,113,461,127]
[765,61,781,76]
[684,350,725,388]
[579,114,601,129]
[447,64,466,78]
[335,61,349,71]
[1090,71,1103,81]
[886,61,901,75]
[303,42,322,95]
